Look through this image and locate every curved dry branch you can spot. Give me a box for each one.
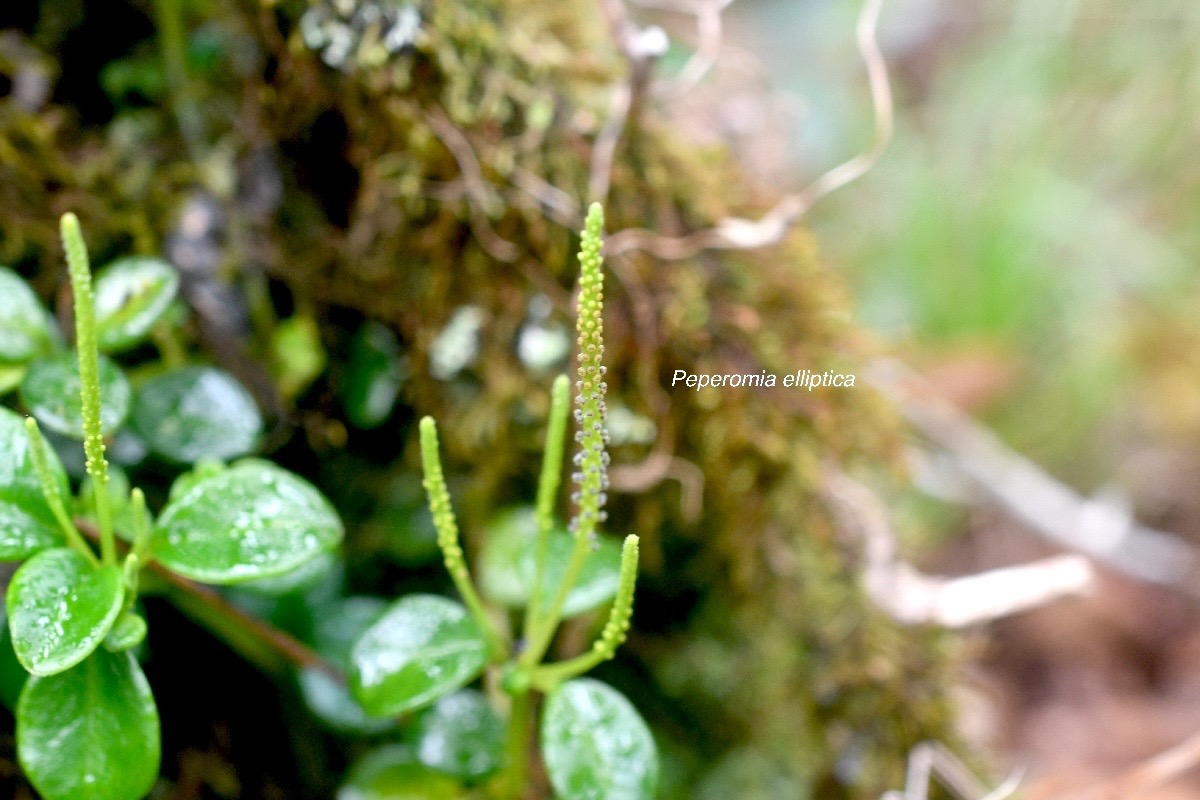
[822,467,1094,628]
[605,0,893,259]
[869,359,1200,595]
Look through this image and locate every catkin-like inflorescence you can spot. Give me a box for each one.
[60,214,108,491]
[591,535,639,660]
[419,417,469,583]
[569,203,609,541]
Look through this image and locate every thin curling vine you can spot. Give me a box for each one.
[0,213,344,800]
[344,202,658,800]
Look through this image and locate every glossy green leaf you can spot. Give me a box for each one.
[20,353,131,438]
[541,679,658,800]
[408,689,505,781]
[0,406,68,559]
[0,603,28,711]
[479,507,622,617]
[350,594,489,717]
[299,596,395,735]
[300,668,396,737]
[17,648,160,800]
[103,612,147,653]
[238,550,339,597]
[315,597,389,666]
[338,746,462,800]
[342,321,405,429]
[108,427,149,467]
[131,366,262,463]
[167,458,226,502]
[7,548,125,676]
[0,363,27,395]
[365,475,439,566]
[271,313,327,400]
[0,267,53,363]
[93,257,179,353]
[153,460,343,583]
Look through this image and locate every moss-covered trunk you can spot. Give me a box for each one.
[0,0,958,795]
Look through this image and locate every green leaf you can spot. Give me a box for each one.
[0,267,52,363]
[300,668,397,737]
[407,689,505,781]
[167,457,226,503]
[350,594,489,717]
[338,746,463,800]
[20,353,131,439]
[0,362,27,395]
[7,548,125,676]
[152,461,343,583]
[17,648,160,800]
[131,366,263,463]
[0,406,68,559]
[271,313,327,400]
[92,257,179,353]
[103,612,147,653]
[315,597,389,668]
[298,596,396,735]
[364,475,440,566]
[237,550,339,597]
[541,679,658,800]
[342,321,405,429]
[479,507,622,618]
[0,603,28,711]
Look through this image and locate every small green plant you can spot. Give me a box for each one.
[335,203,659,800]
[0,225,265,468]
[0,214,343,800]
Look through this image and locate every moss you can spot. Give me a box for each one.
[0,0,960,795]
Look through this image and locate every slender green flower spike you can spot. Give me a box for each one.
[521,202,612,666]
[419,416,505,657]
[533,534,640,689]
[61,213,117,566]
[568,202,609,543]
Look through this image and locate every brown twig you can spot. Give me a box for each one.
[883,741,1023,800]
[588,82,634,204]
[424,107,521,263]
[634,0,731,100]
[605,0,893,259]
[1064,730,1200,800]
[868,358,1200,595]
[150,563,344,682]
[821,467,1093,628]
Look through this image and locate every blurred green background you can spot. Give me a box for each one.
[727,0,1200,480]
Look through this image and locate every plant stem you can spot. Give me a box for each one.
[61,213,116,566]
[75,517,343,681]
[504,690,532,800]
[521,533,587,667]
[150,321,187,368]
[419,416,507,660]
[155,564,344,681]
[523,374,571,645]
[23,417,99,567]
